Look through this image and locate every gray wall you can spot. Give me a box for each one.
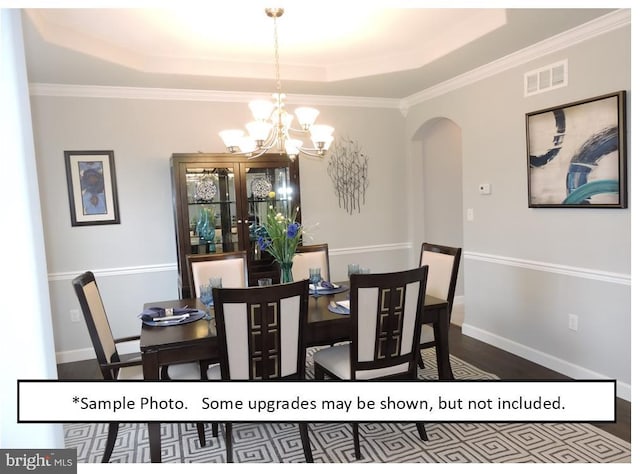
[30,94,408,360]
[406,23,630,398]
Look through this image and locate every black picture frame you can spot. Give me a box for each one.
[525,91,627,208]
[64,150,121,226]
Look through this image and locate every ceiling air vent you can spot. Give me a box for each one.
[524,60,568,97]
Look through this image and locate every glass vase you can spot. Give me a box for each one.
[279,261,293,284]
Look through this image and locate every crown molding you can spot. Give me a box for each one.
[401,9,630,109]
[28,83,401,110]
[29,9,629,111]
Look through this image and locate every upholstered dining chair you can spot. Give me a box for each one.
[292,243,331,283]
[210,280,314,463]
[313,267,428,460]
[186,251,248,298]
[417,242,462,368]
[72,271,206,462]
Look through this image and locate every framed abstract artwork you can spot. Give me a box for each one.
[525,91,627,208]
[64,150,121,226]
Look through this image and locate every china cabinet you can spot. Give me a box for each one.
[170,153,301,296]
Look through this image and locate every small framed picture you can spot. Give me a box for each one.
[525,91,627,208]
[64,150,121,226]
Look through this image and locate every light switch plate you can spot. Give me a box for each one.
[466,208,474,221]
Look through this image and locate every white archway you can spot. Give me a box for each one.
[411,116,464,323]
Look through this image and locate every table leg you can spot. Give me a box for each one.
[142,350,162,463]
[433,307,454,380]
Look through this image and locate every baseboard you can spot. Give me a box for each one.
[56,340,140,365]
[451,296,464,327]
[56,347,95,364]
[461,323,630,402]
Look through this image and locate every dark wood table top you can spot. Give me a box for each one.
[140,291,448,352]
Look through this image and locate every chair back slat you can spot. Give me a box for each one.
[350,267,427,380]
[292,243,330,282]
[72,271,119,380]
[419,243,462,313]
[213,280,309,381]
[187,251,248,297]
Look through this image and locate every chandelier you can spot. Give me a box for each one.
[218,8,334,161]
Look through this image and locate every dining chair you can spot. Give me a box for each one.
[210,280,314,463]
[186,251,248,298]
[417,242,462,368]
[292,243,331,282]
[313,266,428,460]
[71,271,207,462]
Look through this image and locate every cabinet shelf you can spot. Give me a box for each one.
[188,200,236,206]
[247,198,292,204]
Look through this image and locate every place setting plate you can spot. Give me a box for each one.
[327,300,350,315]
[139,307,207,327]
[309,282,348,296]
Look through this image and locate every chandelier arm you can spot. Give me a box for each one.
[286,126,310,134]
[296,146,327,158]
[264,125,279,147]
[247,147,271,160]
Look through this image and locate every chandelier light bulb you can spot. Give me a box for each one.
[285,139,303,158]
[246,121,272,144]
[294,107,320,130]
[310,124,334,142]
[249,99,275,121]
[219,129,244,151]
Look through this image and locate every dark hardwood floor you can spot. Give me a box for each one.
[56,324,630,443]
[447,325,630,443]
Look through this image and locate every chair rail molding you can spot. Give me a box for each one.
[464,251,630,286]
[329,242,412,256]
[48,243,412,281]
[48,263,177,281]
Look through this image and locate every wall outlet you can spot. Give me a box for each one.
[568,313,578,331]
[70,309,81,323]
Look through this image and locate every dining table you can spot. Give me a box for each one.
[139,286,453,462]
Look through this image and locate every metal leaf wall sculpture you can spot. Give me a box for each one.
[327,136,369,214]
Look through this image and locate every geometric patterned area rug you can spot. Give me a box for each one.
[64,348,631,463]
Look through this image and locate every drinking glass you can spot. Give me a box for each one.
[359,267,370,274]
[258,278,272,287]
[199,284,213,307]
[347,263,360,278]
[309,267,322,297]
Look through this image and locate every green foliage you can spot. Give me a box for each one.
[258,206,302,263]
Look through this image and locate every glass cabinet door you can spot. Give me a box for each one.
[185,166,239,255]
[243,164,298,266]
[172,153,300,294]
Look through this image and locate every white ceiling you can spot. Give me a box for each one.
[22,7,616,98]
